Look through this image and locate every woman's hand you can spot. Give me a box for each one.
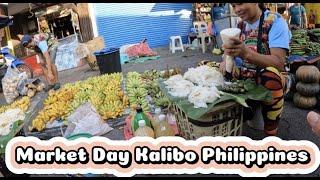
[219,55,240,78]
[219,57,226,76]
[222,37,250,59]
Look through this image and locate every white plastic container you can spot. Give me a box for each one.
[220,28,241,73]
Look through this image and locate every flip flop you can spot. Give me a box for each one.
[53,83,61,90]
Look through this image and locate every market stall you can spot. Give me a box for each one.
[5,58,272,142]
[286,27,320,109]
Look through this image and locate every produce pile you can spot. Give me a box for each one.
[125,72,150,112]
[125,68,181,112]
[67,73,128,120]
[31,73,128,132]
[221,80,247,94]
[141,70,171,108]
[2,69,22,104]
[290,29,320,56]
[23,82,46,98]
[311,28,320,39]
[0,96,31,136]
[160,67,182,79]
[293,65,320,109]
[0,96,31,114]
[31,88,76,132]
[0,108,25,136]
[163,65,225,108]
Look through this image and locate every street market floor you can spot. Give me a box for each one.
[1,46,320,177]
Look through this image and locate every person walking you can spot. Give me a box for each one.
[288,3,308,28]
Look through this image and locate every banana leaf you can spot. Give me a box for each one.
[0,120,24,154]
[158,79,272,120]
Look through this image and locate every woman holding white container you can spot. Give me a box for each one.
[219,3,291,136]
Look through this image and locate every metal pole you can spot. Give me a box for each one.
[228,3,232,28]
[299,3,302,28]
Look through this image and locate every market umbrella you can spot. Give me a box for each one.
[0,15,13,29]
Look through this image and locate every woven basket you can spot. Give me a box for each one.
[170,101,243,140]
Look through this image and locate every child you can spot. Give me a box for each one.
[308,9,316,29]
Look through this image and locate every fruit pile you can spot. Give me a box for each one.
[126,72,150,112]
[0,96,31,114]
[31,73,128,132]
[311,28,320,39]
[290,29,320,56]
[67,73,128,120]
[160,67,182,79]
[24,82,46,98]
[293,65,320,109]
[221,81,247,94]
[197,60,220,69]
[290,29,308,56]
[31,87,76,132]
[141,70,171,108]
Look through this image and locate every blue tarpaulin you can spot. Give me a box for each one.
[287,55,320,64]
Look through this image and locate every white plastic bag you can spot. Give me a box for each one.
[63,102,113,138]
[0,108,25,136]
[75,43,90,60]
[1,67,23,104]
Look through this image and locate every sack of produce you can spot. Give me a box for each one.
[1,67,24,104]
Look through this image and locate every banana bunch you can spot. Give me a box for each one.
[89,92,105,107]
[68,90,90,112]
[126,71,141,80]
[0,96,31,114]
[98,100,124,120]
[140,69,171,108]
[154,91,170,108]
[141,69,161,82]
[32,72,128,131]
[126,71,150,112]
[68,72,126,120]
[32,87,76,132]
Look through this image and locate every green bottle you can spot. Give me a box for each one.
[132,107,152,132]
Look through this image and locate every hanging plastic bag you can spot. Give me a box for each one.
[1,67,23,104]
[63,102,113,138]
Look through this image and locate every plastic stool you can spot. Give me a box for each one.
[169,36,184,53]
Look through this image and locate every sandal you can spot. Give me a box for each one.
[53,83,61,90]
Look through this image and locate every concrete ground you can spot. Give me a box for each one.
[1,46,320,177]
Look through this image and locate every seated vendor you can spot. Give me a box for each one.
[219,3,291,136]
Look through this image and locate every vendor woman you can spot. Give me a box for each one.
[219,3,291,136]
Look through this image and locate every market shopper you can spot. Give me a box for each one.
[20,33,60,91]
[219,3,290,136]
[288,3,308,28]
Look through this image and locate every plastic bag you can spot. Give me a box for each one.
[0,108,25,136]
[75,43,90,60]
[16,73,32,96]
[1,67,24,104]
[63,102,113,138]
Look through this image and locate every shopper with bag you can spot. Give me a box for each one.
[20,33,60,91]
